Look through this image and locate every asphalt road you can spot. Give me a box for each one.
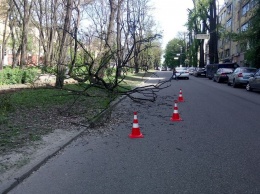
[9,71,260,194]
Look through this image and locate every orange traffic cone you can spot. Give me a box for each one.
[171,100,182,121]
[178,89,185,102]
[129,112,144,138]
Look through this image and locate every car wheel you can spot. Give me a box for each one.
[213,77,216,82]
[217,78,221,83]
[246,83,252,91]
[232,79,237,88]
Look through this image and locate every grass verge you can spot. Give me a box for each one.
[0,70,156,154]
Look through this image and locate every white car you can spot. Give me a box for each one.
[175,67,189,79]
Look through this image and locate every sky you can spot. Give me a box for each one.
[151,0,225,50]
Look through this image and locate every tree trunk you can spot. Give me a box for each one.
[55,0,72,88]
[12,45,21,68]
[199,20,206,67]
[0,10,9,70]
[19,0,33,68]
[209,0,219,64]
[107,0,116,46]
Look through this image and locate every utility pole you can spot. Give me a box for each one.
[180,46,182,66]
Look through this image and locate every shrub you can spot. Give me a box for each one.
[0,67,39,85]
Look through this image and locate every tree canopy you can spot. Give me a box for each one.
[163,38,186,68]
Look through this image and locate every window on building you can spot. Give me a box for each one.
[241,22,249,31]
[242,2,250,16]
[219,52,223,59]
[226,19,232,28]
[227,4,232,14]
[219,13,223,22]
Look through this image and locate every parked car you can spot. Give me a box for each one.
[188,67,195,75]
[175,67,189,79]
[193,67,206,77]
[206,63,239,79]
[227,67,257,87]
[213,68,234,83]
[160,66,167,71]
[246,69,260,91]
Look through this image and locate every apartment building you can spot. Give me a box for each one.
[218,0,258,66]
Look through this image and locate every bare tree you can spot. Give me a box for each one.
[55,0,73,88]
[0,0,10,70]
[60,0,163,101]
[12,0,34,68]
[1,0,164,101]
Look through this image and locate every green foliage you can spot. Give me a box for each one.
[245,1,260,68]
[105,67,115,77]
[0,67,39,85]
[188,40,199,67]
[71,64,88,79]
[40,65,57,74]
[163,39,186,68]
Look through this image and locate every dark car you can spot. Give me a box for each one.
[193,67,206,77]
[227,67,257,87]
[213,68,234,83]
[246,69,260,91]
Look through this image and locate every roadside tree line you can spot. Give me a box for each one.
[0,0,163,90]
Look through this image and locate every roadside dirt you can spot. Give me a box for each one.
[0,75,101,189]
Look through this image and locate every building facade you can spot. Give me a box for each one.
[218,0,257,66]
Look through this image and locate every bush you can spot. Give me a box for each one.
[22,68,39,84]
[40,65,56,74]
[0,67,39,85]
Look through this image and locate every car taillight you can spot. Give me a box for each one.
[238,73,243,77]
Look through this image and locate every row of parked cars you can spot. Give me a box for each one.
[189,64,260,92]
